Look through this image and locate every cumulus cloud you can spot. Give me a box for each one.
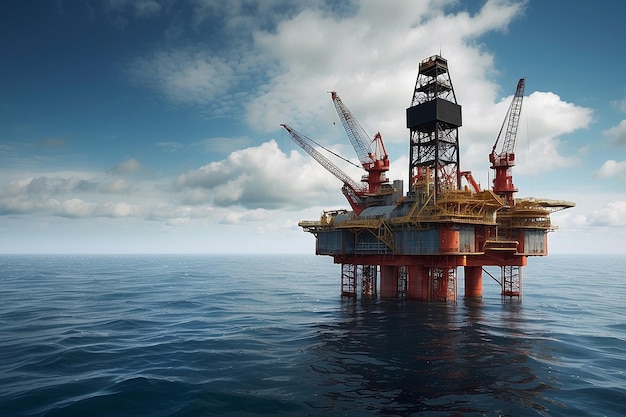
[461,90,592,177]
[53,199,140,219]
[23,176,71,196]
[596,159,626,179]
[0,193,140,219]
[587,201,626,227]
[102,178,132,194]
[146,204,191,221]
[172,139,343,209]
[125,1,525,138]
[219,209,271,225]
[124,0,589,185]
[0,138,348,223]
[513,92,591,174]
[603,120,626,146]
[0,174,138,216]
[57,198,95,218]
[247,0,522,135]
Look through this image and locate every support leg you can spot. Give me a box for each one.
[341,263,357,297]
[380,265,398,298]
[361,265,377,297]
[407,265,429,301]
[501,265,522,297]
[430,267,457,301]
[464,266,483,298]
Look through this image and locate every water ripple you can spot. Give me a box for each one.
[1,255,625,416]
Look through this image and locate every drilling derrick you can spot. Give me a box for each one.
[407,55,462,198]
[286,54,574,302]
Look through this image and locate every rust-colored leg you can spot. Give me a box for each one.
[407,265,429,301]
[464,266,483,298]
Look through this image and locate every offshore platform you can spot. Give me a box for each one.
[282,55,574,301]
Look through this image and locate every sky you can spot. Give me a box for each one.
[1,0,626,254]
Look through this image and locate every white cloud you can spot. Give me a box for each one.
[603,119,626,146]
[102,178,132,194]
[124,0,591,188]
[0,138,350,226]
[56,199,140,219]
[0,193,141,219]
[516,92,593,175]
[219,208,271,225]
[172,139,342,209]
[165,217,190,227]
[587,201,626,227]
[125,0,525,139]
[113,158,142,174]
[461,90,592,178]
[147,204,194,221]
[101,201,138,217]
[120,0,593,188]
[127,47,243,107]
[596,159,626,179]
[247,0,522,135]
[58,198,97,218]
[0,174,139,216]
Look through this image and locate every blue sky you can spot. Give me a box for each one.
[1,0,625,254]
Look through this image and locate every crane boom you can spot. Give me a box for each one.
[280,124,366,214]
[330,91,390,194]
[490,78,525,207]
[330,91,373,165]
[492,78,525,156]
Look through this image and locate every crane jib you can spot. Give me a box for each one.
[493,78,525,156]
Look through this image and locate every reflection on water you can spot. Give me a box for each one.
[308,298,559,416]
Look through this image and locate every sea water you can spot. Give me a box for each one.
[0,254,624,416]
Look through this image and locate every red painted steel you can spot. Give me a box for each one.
[464,266,483,298]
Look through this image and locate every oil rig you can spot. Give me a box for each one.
[281,55,574,301]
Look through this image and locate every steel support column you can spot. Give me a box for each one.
[361,265,377,297]
[380,265,398,298]
[341,263,357,297]
[464,265,483,298]
[407,265,429,301]
[501,265,522,297]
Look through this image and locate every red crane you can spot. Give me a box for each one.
[460,171,481,193]
[280,124,367,215]
[490,78,525,207]
[330,91,389,194]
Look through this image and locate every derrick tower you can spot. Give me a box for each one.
[407,55,462,197]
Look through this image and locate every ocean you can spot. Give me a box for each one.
[0,254,624,416]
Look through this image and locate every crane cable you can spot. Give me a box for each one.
[306,134,362,169]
